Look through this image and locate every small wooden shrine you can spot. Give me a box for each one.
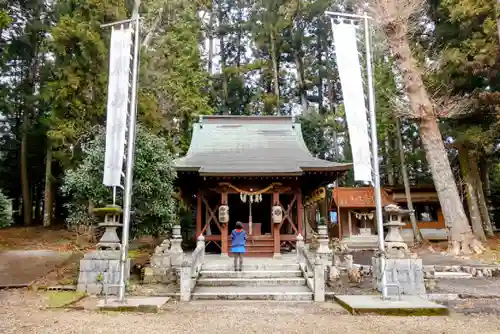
[385,185,446,241]
[329,187,395,249]
[174,115,352,257]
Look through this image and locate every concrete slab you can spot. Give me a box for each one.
[97,296,170,313]
[434,272,473,279]
[334,295,449,316]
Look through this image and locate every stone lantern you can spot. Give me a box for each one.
[93,204,123,251]
[383,204,410,257]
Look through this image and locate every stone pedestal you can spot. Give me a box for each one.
[371,205,425,296]
[169,224,183,267]
[372,255,425,296]
[333,252,353,268]
[147,238,176,283]
[77,205,129,295]
[316,225,331,256]
[77,251,130,295]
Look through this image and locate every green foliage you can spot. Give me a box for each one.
[62,125,177,237]
[0,9,11,29]
[427,0,500,150]
[141,0,212,153]
[0,189,12,228]
[45,0,128,164]
[299,110,340,161]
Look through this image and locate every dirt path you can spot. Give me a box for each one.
[0,250,72,287]
[2,290,500,334]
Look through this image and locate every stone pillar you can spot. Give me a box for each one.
[170,224,183,267]
[314,255,325,302]
[197,235,205,265]
[316,225,330,254]
[296,234,304,263]
[179,258,192,302]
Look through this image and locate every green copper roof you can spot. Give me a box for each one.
[174,115,352,176]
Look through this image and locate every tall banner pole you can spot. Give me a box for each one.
[326,11,387,299]
[117,13,141,302]
[363,14,387,299]
[100,11,141,303]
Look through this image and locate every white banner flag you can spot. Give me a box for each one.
[331,21,372,182]
[103,28,133,186]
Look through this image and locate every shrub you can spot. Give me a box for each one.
[62,125,177,236]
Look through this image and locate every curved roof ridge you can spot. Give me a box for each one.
[175,115,352,175]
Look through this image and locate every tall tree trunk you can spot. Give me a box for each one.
[207,0,214,74]
[43,147,53,227]
[469,152,494,237]
[317,20,326,114]
[496,0,500,45]
[479,157,495,231]
[396,118,422,242]
[269,29,280,113]
[295,51,308,113]
[218,8,228,114]
[385,136,395,185]
[377,6,483,254]
[20,119,31,226]
[459,146,486,241]
[35,185,42,223]
[235,0,242,69]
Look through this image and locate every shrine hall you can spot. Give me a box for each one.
[174,115,352,257]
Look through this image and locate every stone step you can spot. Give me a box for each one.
[202,263,300,271]
[231,239,274,247]
[227,252,275,257]
[200,270,303,279]
[197,277,307,287]
[233,246,275,253]
[434,272,473,279]
[192,286,313,301]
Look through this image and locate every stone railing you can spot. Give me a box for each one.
[296,234,325,302]
[179,236,205,301]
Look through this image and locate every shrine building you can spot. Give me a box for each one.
[174,115,352,257]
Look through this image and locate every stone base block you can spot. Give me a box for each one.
[77,250,130,296]
[372,256,425,296]
[333,253,353,268]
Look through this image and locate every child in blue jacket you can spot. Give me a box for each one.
[231,221,246,271]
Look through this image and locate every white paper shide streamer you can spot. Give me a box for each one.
[103,28,133,186]
[331,22,372,182]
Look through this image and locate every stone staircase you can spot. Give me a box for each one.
[191,262,313,301]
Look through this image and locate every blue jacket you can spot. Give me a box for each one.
[231,229,247,247]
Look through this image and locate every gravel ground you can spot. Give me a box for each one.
[2,290,500,334]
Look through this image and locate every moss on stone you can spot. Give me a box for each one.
[93,205,123,216]
[46,291,86,308]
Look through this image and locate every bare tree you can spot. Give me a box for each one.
[370,0,485,254]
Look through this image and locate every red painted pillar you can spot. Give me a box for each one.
[273,192,281,257]
[297,189,303,236]
[221,192,229,256]
[196,192,202,237]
